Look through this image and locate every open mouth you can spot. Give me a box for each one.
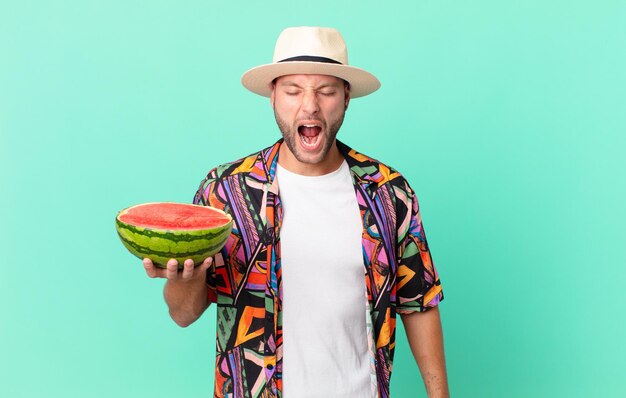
[297,124,323,150]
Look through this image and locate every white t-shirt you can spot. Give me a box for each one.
[277,160,374,398]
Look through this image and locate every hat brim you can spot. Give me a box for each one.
[241,62,381,98]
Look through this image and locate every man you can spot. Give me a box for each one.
[143,26,448,397]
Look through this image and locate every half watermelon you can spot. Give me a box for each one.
[115,202,232,268]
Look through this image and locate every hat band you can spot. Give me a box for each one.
[278,55,343,65]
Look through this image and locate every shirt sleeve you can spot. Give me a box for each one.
[193,168,222,303]
[193,167,219,207]
[395,181,443,314]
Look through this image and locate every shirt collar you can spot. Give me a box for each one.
[259,138,382,190]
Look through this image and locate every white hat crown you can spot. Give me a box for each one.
[273,27,348,65]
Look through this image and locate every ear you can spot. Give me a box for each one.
[344,86,351,111]
[270,84,275,107]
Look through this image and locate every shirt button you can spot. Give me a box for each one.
[267,364,274,370]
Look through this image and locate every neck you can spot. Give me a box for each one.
[277,141,343,176]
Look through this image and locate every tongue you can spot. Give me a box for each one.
[300,126,321,137]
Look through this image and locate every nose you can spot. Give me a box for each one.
[301,89,320,114]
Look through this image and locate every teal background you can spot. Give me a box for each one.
[2,1,625,396]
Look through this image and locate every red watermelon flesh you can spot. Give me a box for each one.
[118,202,231,230]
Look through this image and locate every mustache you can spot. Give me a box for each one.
[295,118,325,126]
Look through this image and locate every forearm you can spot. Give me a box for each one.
[401,307,449,397]
[163,277,209,327]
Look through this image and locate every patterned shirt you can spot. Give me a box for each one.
[193,139,443,398]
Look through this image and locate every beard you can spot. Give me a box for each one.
[273,107,345,165]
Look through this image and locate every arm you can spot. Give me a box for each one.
[144,257,212,327]
[401,306,449,398]
[141,167,223,327]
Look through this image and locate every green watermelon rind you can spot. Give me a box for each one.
[115,204,232,269]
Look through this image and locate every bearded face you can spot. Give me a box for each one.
[271,74,349,170]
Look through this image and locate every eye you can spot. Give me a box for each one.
[320,91,336,96]
[284,90,300,96]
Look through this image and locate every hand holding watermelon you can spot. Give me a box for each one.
[142,257,213,282]
[116,202,228,325]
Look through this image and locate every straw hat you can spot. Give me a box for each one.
[241,26,381,98]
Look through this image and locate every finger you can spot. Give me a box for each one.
[166,259,179,280]
[197,257,213,273]
[143,258,157,278]
[181,259,194,280]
